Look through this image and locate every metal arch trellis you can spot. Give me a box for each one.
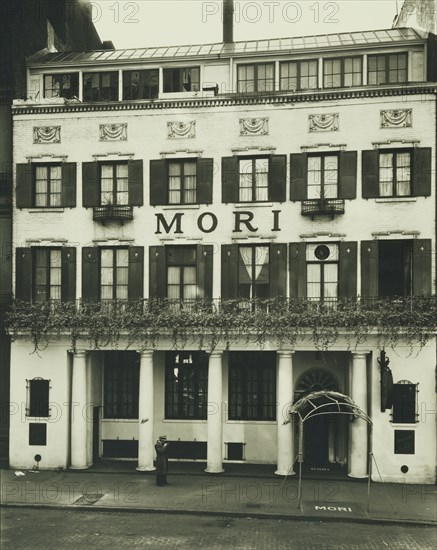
[288,390,374,512]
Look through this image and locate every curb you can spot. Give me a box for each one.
[2,502,435,527]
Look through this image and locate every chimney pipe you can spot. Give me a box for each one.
[223,0,234,43]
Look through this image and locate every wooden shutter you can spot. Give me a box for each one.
[197,244,213,300]
[269,155,286,202]
[82,162,99,207]
[413,239,431,295]
[61,247,76,302]
[128,160,144,206]
[221,244,238,299]
[338,151,357,199]
[15,247,32,301]
[413,148,431,197]
[149,159,166,206]
[61,163,77,207]
[270,243,287,298]
[16,163,33,208]
[289,242,306,299]
[361,150,379,199]
[360,240,379,297]
[338,242,357,299]
[289,154,307,201]
[197,158,214,204]
[128,246,144,300]
[221,157,239,203]
[82,247,99,301]
[149,246,166,299]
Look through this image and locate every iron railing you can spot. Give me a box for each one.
[301,199,345,218]
[93,205,133,223]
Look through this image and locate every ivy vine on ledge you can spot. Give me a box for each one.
[3,297,437,355]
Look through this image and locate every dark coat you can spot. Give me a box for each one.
[155,441,169,475]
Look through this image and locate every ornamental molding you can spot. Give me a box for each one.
[167,121,196,138]
[12,86,437,116]
[239,117,269,136]
[99,123,127,141]
[33,126,61,143]
[380,109,412,128]
[309,113,339,132]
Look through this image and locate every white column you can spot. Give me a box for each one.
[137,350,155,471]
[70,350,89,469]
[275,351,295,476]
[349,352,368,478]
[205,351,224,473]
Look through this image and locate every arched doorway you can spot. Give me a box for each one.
[294,369,346,471]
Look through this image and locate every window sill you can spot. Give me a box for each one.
[161,204,201,210]
[375,197,417,203]
[26,417,50,420]
[27,208,65,213]
[101,418,138,423]
[390,422,418,427]
[162,419,207,423]
[226,420,276,425]
[233,202,273,208]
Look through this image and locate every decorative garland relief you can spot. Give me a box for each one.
[33,126,61,143]
[99,123,128,141]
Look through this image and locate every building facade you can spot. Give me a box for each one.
[8,21,437,483]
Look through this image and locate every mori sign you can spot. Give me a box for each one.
[314,505,353,512]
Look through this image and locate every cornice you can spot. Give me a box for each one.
[12,85,437,116]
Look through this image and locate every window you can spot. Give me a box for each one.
[237,63,275,93]
[29,423,47,446]
[378,240,413,297]
[34,164,61,207]
[27,379,50,417]
[379,151,411,197]
[306,243,339,302]
[323,57,362,88]
[44,73,79,99]
[280,60,318,91]
[165,351,207,419]
[163,67,200,92]
[394,430,415,454]
[100,248,129,300]
[168,160,197,204]
[104,352,139,419]
[238,245,270,300]
[123,69,159,99]
[100,163,128,205]
[392,382,417,423]
[368,53,407,85]
[83,72,118,101]
[166,246,197,302]
[228,352,276,421]
[307,154,339,199]
[238,158,268,202]
[33,248,62,301]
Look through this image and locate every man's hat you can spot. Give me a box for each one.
[159,435,167,440]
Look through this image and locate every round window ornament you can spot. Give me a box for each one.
[400,465,409,474]
[315,244,330,261]
[34,454,42,463]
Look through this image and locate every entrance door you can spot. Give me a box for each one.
[92,406,100,462]
[304,414,330,466]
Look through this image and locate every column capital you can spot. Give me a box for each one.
[73,349,87,358]
[209,350,224,359]
[277,350,295,358]
[139,349,154,359]
[352,352,370,359]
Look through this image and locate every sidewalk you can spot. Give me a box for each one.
[1,462,436,526]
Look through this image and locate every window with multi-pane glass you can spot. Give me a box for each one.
[238,158,268,202]
[83,72,118,101]
[368,53,407,85]
[307,154,338,199]
[34,165,61,207]
[166,246,197,302]
[165,351,207,419]
[104,352,139,419]
[44,73,79,98]
[33,248,62,301]
[280,60,318,91]
[100,163,128,205]
[163,67,200,92]
[238,246,270,300]
[379,151,411,197]
[306,244,339,303]
[323,57,362,88]
[168,160,196,204]
[100,248,129,301]
[237,63,274,93]
[123,69,159,99]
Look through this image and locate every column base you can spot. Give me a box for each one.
[136,466,156,472]
[204,467,225,474]
[69,464,90,470]
[348,472,368,479]
[275,468,296,476]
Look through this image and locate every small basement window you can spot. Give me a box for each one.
[394,430,415,454]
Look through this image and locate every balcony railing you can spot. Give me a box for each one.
[93,205,133,223]
[301,199,345,218]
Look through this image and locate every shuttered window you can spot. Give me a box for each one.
[379,151,411,197]
[168,160,197,204]
[100,248,129,300]
[165,351,208,419]
[33,248,62,301]
[307,154,338,199]
[100,163,128,205]
[238,158,268,202]
[229,352,276,421]
[238,245,270,299]
[306,244,339,303]
[166,246,197,302]
[16,163,76,208]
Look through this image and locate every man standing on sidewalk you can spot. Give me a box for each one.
[155,436,169,487]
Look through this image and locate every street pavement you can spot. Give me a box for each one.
[1,508,436,549]
[1,462,436,526]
